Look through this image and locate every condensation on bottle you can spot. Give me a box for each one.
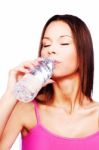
[14,58,55,102]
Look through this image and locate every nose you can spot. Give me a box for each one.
[48,51,56,55]
[48,48,56,55]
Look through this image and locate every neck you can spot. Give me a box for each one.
[51,72,88,114]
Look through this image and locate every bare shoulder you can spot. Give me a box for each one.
[91,100,99,109]
[92,100,99,128]
[13,101,37,127]
[0,101,37,149]
[88,100,99,114]
[12,101,35,117]
[83,100,99,114]
[15,100,35,112]
[2,100,37,133]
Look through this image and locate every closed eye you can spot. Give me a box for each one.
[61,43,69,45]
[43,45,51,47]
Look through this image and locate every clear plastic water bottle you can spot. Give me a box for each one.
[14,58,55,102]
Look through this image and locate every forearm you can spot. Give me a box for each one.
[0,91,17,137]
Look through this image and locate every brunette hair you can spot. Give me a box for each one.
[36,14,94,104]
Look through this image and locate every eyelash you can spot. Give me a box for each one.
[42,43,69,47]
[43,45,50,47]
[61,43,69,45]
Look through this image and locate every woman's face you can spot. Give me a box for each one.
[41,21,79,78]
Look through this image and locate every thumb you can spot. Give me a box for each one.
[43,79,55,87]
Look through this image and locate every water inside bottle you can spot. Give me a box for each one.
[14,58,55,102]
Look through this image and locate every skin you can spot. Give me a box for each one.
[0,92,17,138]
[0,21,99,150]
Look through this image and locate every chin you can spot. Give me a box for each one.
[52,70,79,80]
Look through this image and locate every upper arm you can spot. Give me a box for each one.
[0,102,25,150]
[98,105,99,129]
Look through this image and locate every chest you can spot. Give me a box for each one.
[39,108,99,137]
[22,105,99,138]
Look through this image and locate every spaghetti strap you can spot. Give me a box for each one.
[33,100,40,124]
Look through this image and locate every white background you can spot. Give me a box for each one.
[0,0,99,149]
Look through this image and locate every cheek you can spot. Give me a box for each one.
[64,61,78,75]
[40,49,48,57]
[64,47,78,67]
[66,52,78,71]
[53,50,78,77]
[40,50,43,57]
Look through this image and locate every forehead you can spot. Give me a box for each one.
[44,21,73,38]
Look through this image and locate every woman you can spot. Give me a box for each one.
[0,14,99,150]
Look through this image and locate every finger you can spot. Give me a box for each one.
[31,58,44,65]
[9,67,29,77]
[20,58,43,69]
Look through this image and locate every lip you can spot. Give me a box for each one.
[54,60,60,63]
[53,60,61,64]
[47,57,61,64]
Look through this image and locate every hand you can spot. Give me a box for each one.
[6,57,44,94]
[43,79,55,87]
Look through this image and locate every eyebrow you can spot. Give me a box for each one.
[60,35,72,38]
[43,35,72,40]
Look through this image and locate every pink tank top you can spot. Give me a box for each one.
[22,100,99,150]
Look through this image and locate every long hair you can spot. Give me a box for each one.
[36,14,94,104]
